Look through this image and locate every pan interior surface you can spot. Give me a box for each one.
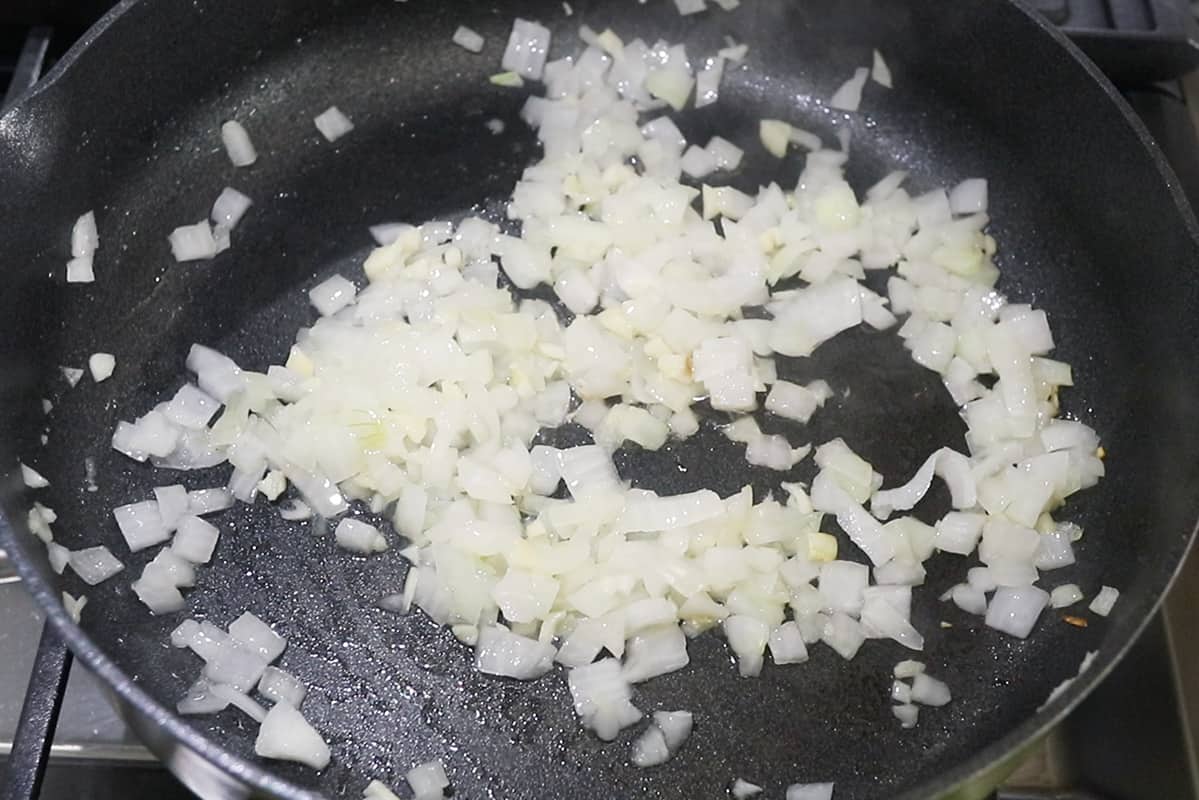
[1,0,1198,798]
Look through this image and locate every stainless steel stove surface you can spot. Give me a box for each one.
[3,3,1199,799]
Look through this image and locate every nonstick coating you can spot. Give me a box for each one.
[2,1,1199,798]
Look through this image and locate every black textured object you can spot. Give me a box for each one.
[1,1,1198,799]
[1064,0,1199,83]
[1028,0,1199,83]
[0,628,72,800]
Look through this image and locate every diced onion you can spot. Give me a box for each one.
[314,106,355,142]
[830,67,869,111]
[502,19,551,80]
[169,222,218,262]
[211,187,253,230]
[258,666,307,707]
[407,759,450,799]
[910,673,951,706]
[221,121,258,167]
[113,500,169,552]
[452,26,485,54]
[871,49,892,88]
[68,546,124,585]
[1088,585,1119,617]
[255,701,331,770]
[1050,583,1084,608]
[334,518,389,554]
[89,352,116,382]
[309,274,357,316]
[21,462,49,489]
[786,783,835,800]
[733,779,763,798]
[985,586,1049,638]
[172,515,220,563]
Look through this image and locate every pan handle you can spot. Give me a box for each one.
[0,625,73,800]
[0,26,51,111]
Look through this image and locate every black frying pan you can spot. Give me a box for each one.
[2,1,1199,798]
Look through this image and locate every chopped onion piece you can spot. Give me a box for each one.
[646,65,695,112]
[113,500,170,552]
[185,344,245,403]
[169,222,218,262]
[681,144,717,178]
[61,366,84,386]
[1089,585,1119,617]
[768,621,809,664]
[68,546,124,585]
[861,596,923,650]
[786,783,835,800]
[369,222,414,246]
[622,625,689,683]
[144,547,196,588]
[314,106,355,142]
[71,210,99,257]
[309,274,357,316]
[502,19,551,80]
[724,615,769,677]
[204,638,269,692]
[211,187,253,229]
[830,66,869,111]
[476,626,555,680]
[89,352,116,382]
[188,487,234,516]
[705,136,743,170]
[760,119,792,158]
[363,781,403,800]
[334,518,388,554]
[986,586,1049,638]
[407,759,450,799]
[695,56,724,108]
[131,572,185,614]
[911,673,951,706]
[220,121,258,167]
[258,666,307,707]
[733,779,763,799]
[255,701,331,770]
[172,515,220,563]
[951,584,987,615]
[452,26,485,53]
[1050,583,1084,608]
[631,725,671,767]
[46,541,70,574]
[20,463,49,489]
[871,49,892,88]
[171,619,201,648]
[569,658,642,740]
[949,178,988,215]
[62,592,87,623]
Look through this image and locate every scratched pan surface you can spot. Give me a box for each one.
[2,0,1199,798]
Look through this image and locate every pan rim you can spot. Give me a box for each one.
[1,0,1197,798]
